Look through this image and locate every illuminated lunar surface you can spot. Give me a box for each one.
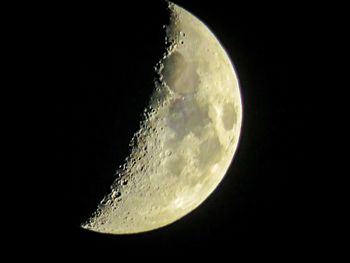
[82,2,242,234]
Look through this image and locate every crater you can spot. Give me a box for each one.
[222,102,237,130]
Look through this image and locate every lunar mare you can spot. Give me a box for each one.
[82,2,242,234]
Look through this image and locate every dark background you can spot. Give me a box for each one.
[51,0,313,252]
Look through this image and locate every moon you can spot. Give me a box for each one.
[81,2,242,234]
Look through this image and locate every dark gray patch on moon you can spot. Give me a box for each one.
[167,97,210,139]
[162,52,186,88]
[162,51,200,95]
[198,135,223,168]
[222,102,237,130]
[165,155,185,177]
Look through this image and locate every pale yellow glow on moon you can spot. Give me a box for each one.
[81,2,242,234]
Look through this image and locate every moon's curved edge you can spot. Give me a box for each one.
[80,1,243,234]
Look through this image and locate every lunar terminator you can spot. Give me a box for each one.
[82,2,242,234]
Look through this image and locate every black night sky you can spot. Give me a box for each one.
[51,0,314,253]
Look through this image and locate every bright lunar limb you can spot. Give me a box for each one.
[82,2,242,234]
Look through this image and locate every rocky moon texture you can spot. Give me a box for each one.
[82,2,242,234]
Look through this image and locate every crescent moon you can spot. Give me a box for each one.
[82,2,242,234]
